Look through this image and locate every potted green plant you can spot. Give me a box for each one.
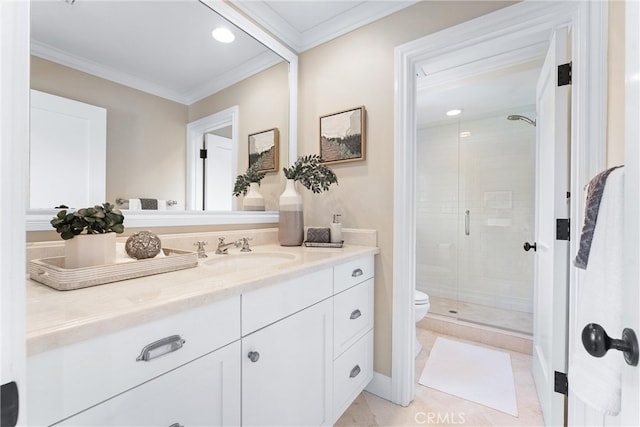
[279,155,338,246]
[51,202,125,268]
[233,164,267,211]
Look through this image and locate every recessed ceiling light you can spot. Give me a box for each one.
[212,27,235,43]
[446,109,462,116]
[460,131,471,138]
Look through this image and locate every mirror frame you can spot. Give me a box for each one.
[26,0,297,231]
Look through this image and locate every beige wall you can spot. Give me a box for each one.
[31,57,289,211]
[297,1,513,376]
[189,61,289,210]
[31,57,188,206]
[608,0,625,166]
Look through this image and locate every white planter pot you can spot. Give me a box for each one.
[278,179,304,246]
[65,233,117,269]
[243,182,265,211]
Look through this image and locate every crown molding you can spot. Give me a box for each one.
[32,41,282,106]
[232,1,418,53]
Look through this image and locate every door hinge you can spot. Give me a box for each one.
[554,371,568,395]
[558,62,572,86]
[1,381,19,427]
[556,218,570,241]
[199,149,208,159]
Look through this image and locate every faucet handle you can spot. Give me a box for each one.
[239,237,252,252]
[194,241,208,258]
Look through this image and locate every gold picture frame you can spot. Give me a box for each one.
[319,106,366,164]
[248,128,279,172]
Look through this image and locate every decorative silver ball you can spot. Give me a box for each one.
[125,231,161,259]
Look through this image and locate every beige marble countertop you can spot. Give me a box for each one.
[26,243,379,356]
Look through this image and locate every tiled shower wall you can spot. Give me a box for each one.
[416,111,535,314]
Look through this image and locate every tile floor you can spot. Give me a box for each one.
[335,327,544,426]
[428,296,533,335]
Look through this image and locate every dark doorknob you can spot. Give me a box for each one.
[581,323,639,366]
[523,242,537,252]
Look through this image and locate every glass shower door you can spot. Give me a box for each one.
[455,112,535,333]
[415,110,535,334]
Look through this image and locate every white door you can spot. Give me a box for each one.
[1,1,28,426]
[568,2,640,425]
[204,132,233,211]
[242,299,333,426]
[618,0,639,423]
[531,26,571,426]
[29,90,106,209]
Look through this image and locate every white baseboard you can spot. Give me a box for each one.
[365,371,392,402]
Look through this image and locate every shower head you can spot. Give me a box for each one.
[507,114,536,127]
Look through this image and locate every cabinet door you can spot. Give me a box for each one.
[242,299,333,426]
[55,341,241,427]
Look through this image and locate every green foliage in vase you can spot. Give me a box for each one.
[283,154,338,194]
[233,164,267,197]
[50,202,125,240]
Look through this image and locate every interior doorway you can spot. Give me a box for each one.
[186,106,239,211]
[391,3,608,422]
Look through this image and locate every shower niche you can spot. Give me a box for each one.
[415,63,540,334]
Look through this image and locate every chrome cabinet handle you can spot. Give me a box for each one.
[349,365,361,378]
[168,424,184,427]
[465,210,470,236]
[136,335,185,362]
[248,351,260,363]
[351,268,363,277]
[350,309,362,320]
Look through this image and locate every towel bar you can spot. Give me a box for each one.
[116,198,178,206]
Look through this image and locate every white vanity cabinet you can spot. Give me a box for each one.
[27,296,241,426]
[331,257,375,423]
[241,268,334,426]
[27,253,376,427]
[55,342,241,427]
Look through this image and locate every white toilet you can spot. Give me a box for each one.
[414,290,431,356]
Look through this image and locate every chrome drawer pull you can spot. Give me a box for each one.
[248,351,260,363]
[351,268,363,277]
[350,309,362,320]
[168,424,184,427]
[136,335,185,362]
[349,365,361,378]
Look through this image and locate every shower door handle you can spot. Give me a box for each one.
[464,210,470,236]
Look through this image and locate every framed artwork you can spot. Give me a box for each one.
[319,106,366,164]
[248,128,279,172]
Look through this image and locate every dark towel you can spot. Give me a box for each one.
[306,227,330,243]
[140,198,158,210]
[574,165,623,269]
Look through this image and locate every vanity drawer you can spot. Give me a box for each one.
[333,255,374,294]
[54,341,241,427]
[242,268,333,336]
[332,330,373,422]
[28,296,241,427]
[334,278,374,358]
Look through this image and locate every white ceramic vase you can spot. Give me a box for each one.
[65,232,116,269]
[243,182,265,211]
[278,179,304,246]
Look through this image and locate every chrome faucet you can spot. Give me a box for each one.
[215,237,242,255]
[194,241,208,258]
[238,237,252,252]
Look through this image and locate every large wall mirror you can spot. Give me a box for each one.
[26,0,297,230]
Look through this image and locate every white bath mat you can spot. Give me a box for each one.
[418,337,518,417]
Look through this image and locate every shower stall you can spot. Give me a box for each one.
[415,107,536,335]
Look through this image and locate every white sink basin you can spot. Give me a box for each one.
[201,252,297,272]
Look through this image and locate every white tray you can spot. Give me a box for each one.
[28,248,198,291]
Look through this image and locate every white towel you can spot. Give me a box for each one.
[157,199,167,211]
[569,167,624,415]
[128,198,142,210]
